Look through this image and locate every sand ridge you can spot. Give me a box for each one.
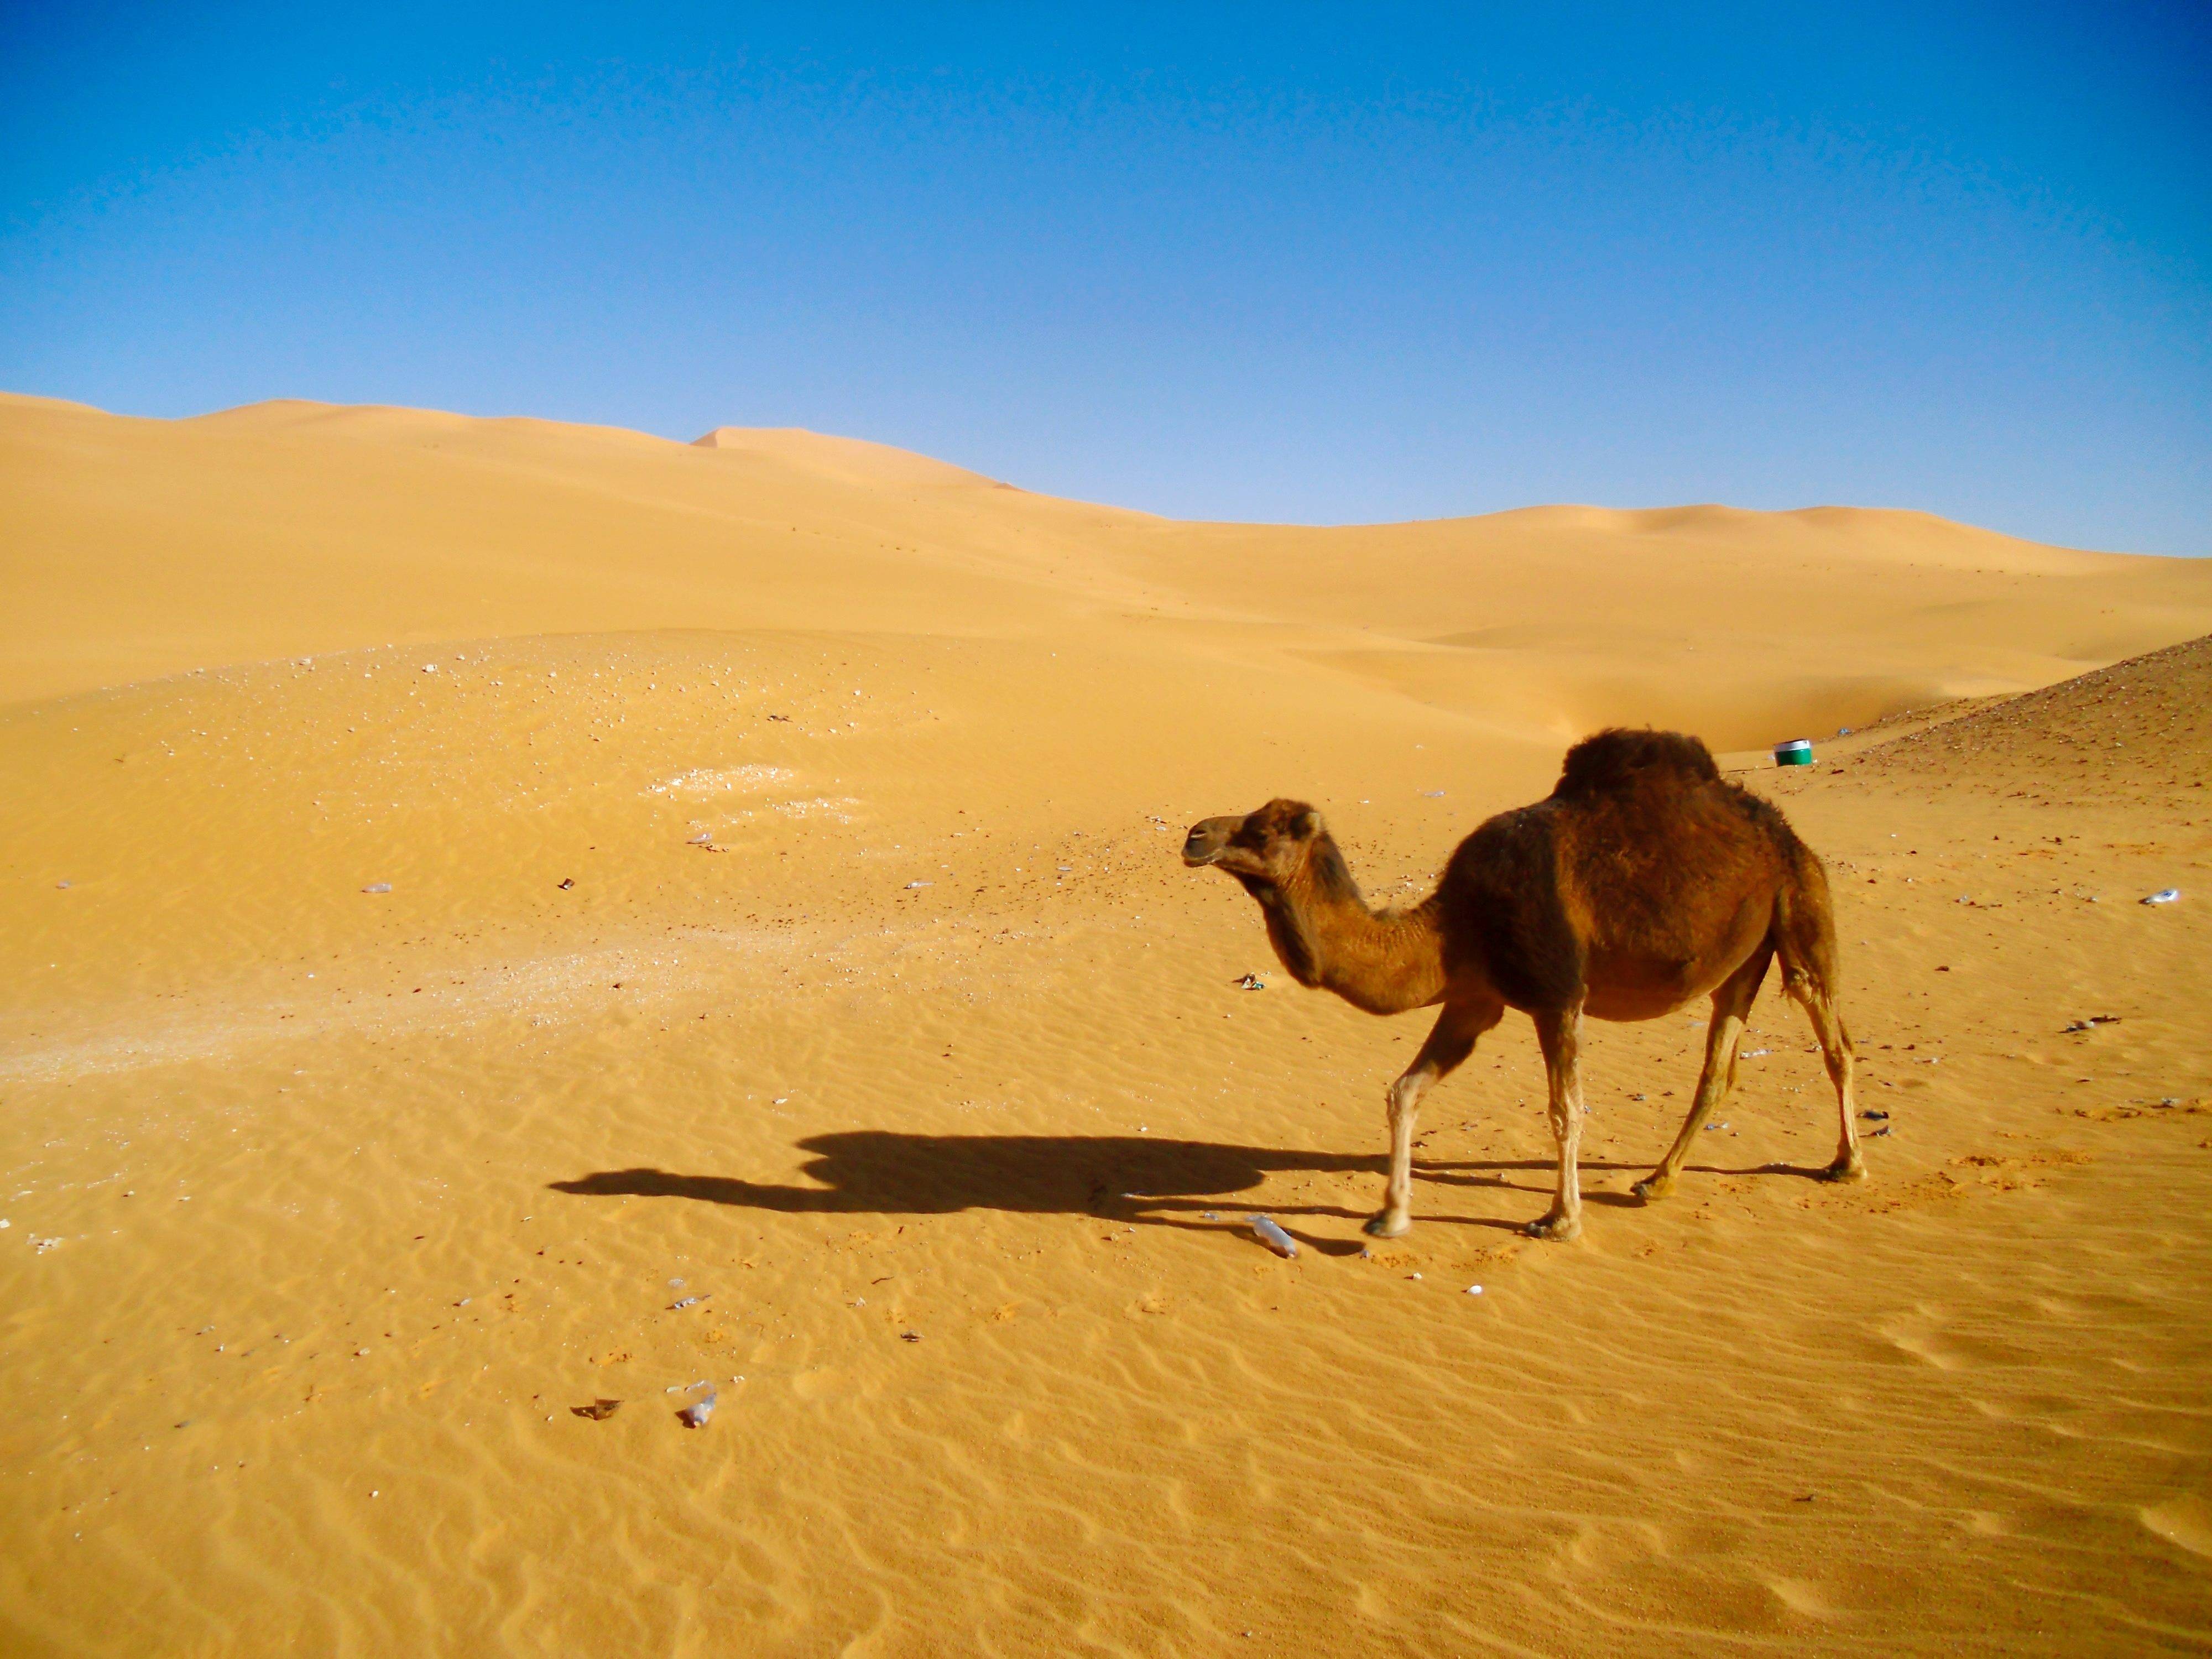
[2,394,2209,1655]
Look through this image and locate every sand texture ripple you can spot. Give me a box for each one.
[3,395,2210,1655]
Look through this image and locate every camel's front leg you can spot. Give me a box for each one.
[1365,998,1499,1238]
[1527,1004,1587,1241]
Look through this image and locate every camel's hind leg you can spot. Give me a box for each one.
[1527,1002,1590,1241]
[1789,978,1864,1181]
[1775,852,1866,1183]
[1632,944,1771,1202]
[1365,997,1503,1239]
[1770,938,1858,1186]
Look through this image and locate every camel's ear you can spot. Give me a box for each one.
[1291,810,1322,840]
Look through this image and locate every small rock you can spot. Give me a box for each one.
[900,1331,922,1343]
[571,1399,622,1421]
[1860,1109,1890,1121]
[558,878,575,890]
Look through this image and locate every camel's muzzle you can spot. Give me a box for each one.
[1182,818,1238,867]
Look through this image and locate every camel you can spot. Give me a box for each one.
[1181,728,1864,1241]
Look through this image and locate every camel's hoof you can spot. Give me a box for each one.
[1525,1213,1582,1243]
[1630,1173,1674,1202]
[1363,1212,1411,1239]
[1821,1159,1869,1185]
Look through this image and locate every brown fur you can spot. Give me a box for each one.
[1182,729,1865,1241]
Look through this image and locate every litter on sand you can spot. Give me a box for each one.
[2064,1016,2121,1032]
[1248,1215,1298,1259]
[677,1389,717,1428]
[667,1295,707,1311]
[1234,973,1266,990]
[571,1399,622,1421]
[2143,889,2181,905]
[361,883,392,894]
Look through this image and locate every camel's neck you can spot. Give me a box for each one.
[1246,838,1446,1016]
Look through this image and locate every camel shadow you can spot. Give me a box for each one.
[545,1133,1738,1253]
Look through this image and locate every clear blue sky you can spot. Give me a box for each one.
[3,3,2206,551]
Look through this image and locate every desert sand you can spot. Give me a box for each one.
[2,390,2209,1655]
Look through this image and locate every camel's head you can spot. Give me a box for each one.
[1182,798,1328,887]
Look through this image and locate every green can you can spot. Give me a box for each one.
[1773,739,1814,766]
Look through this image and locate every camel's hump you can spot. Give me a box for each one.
[1552,728,1720,797]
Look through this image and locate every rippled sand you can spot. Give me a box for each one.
[3,394,2209,1654]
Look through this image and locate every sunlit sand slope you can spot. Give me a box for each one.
[2,391,2210,1655]
[7,392,2211,743]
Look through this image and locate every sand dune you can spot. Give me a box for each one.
[9,393,2211,725]
[3,394,2209,1655]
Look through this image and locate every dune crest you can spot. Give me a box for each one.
[690,424,1004,490]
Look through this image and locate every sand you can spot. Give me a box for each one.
[2,392,2208,1655]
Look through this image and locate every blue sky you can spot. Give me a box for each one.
[3,3,2206,551]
